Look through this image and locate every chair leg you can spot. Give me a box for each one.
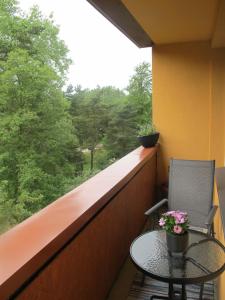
[181,284,187,300]
[150,283,189,300]
[199,283,204,300]
[208,222,215,237]
[168,282,174,299]
[211,223,215,237]
[150,283,202,300]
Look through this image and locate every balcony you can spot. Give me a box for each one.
[0,146,157,299]
[1,0,225,298]
[0,145,224,299]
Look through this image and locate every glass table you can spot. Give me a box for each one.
[130,230,225,300]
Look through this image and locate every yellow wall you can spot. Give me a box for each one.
[153,41,225,299]
[210,49,225,166]
[153,42,212,183]
[210,49,225,299]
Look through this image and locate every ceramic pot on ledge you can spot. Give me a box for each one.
[138,132,159,148]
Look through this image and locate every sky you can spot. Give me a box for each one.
[18,0,152,90]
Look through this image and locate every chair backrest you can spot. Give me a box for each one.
[168,159,215,228]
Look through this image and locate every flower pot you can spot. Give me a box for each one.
[166,231,188,254]
[138,132,159,148]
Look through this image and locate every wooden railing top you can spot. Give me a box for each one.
[0,146,157,298]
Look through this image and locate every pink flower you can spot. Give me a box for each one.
[179,217,185,224]
[175,215,185,224]
[173,225,183,234]
[159,218,165,226]
[164,210,175,216]
[172,211,187,224]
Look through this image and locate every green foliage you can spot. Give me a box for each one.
[65,169,100,193]
[127,62,152,125]
[138,123,157,136]
[0,0,152,233]
[66,64,152,166]
[0,0,82,226]
[103,62,152,159]
[67,86,110,170]
[103,102,139,159]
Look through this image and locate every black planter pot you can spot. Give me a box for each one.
[166,231,189,254]
[138,132,159,148]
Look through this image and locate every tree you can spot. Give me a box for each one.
[127,62,152,124]
[103,63,152,159]
[68,87,109,170]
[103,102,139,159]
[0,1,82,224]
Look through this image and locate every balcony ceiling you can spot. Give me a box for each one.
[122,0,219,45]
[87,0,225,48]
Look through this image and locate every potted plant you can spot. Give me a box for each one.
[159,210,189,254]
[137,123,159,148]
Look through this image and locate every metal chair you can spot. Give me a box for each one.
[145,158,217,235]
[144,158,217,300]
[215,167,225,231]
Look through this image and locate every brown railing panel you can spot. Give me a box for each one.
[0,147,157,299]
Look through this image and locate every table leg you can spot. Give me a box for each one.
[149,282,173,299]
[199,283,204,300]
[169,283,186,300]
[181,284,187,300]
[169,282,174,299]
[150,282,187,300]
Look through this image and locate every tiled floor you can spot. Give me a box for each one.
[107,256,215,300]
[127,272,214,300]
[107,256,137,300]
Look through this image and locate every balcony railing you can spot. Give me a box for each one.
[0,146,157,299]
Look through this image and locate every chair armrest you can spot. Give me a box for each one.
[205,205,218,226]
[144,199,168,216]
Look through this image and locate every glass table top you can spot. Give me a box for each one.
[130,230,225,284]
